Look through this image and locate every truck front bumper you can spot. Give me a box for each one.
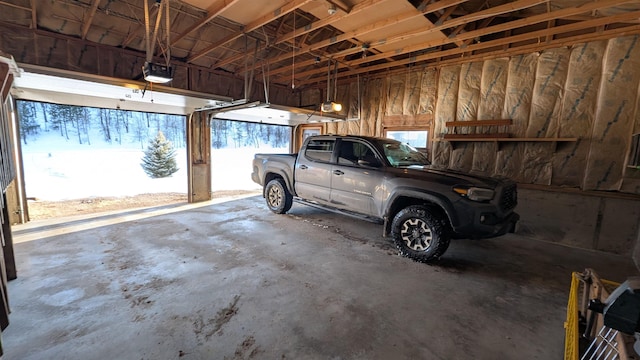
[453,211,520,239]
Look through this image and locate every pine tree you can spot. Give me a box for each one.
[141,131,179,178]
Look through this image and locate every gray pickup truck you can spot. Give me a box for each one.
[251,135,519,262]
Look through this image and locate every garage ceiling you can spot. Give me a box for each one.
[1,0,640,90]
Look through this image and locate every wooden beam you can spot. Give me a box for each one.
[81,0,101,40]
[326,0,351,14]
[382,114,433,127]
[297,10,640,86]
[446,120,512,127]
[188,0,314,63]
[291,0,639,85]
[266,0,469,68]
[212,0,391,71]
[29,0,37,29]
[277,0,390,45]
[171,0,241,46]
[444,133,510,139]
[271,0,544,80]
[0,1,30,12]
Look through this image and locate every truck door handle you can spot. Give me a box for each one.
[333,170,344,175]
[300,165,308,169]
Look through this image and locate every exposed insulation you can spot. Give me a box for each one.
[502,53,538,136]
[496,54,537,180]
[113,52,145,81]
[584,35,640,191]
[478,59,508,122]
[418,68,437,117]
[621,89,640,194]
[348,81,359,120]
[522,48,570,185]
[171,65,188,91]
[1,27,36,64]
[36,36,68,70]
[300,88,321,109]
[450,62,482,172]
[472,59,508,175]
[456,62,482,130]
[432,65,460,167]
[361,78,385,136]
[528,49,570,138]
[551,41,606,187]
[386,74,405,115]
[402,71,421,115]
[68,44,99,73]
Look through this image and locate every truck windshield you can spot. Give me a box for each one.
[381,140,430,167]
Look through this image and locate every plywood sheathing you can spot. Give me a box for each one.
[552,41,606,187]
[585,35,640,191]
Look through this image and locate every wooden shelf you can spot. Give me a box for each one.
[436,137,578,151]
[445,119,513,127]
[437,137,578,142]
[443,133,510,140]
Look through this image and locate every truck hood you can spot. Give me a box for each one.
[395,165,507,189]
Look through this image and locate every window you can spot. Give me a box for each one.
[385,129,429,149]
[305,139,334,162]
[629,133,640,167]
[337,140,379,166]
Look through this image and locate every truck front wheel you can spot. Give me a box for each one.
[391,205,450,263]
[265,179,293,214]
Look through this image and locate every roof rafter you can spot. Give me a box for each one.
[257,0,470,73]
[30,0,37,29]
[213,0,391,71]
[81,0,101,40]
[295,7,640,86]
[270,0,547,81]
[279,0,626,84]
[171,0,241,46]
[187,0,315,63]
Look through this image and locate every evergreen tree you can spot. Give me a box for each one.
[140,131,179,178]
[17,101,39,144]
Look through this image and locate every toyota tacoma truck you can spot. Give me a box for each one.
[251,135,519,262]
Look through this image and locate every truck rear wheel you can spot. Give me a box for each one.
[391,205,450,263]
[265,179,293,214]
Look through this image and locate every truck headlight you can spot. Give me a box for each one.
[453,186,495,201]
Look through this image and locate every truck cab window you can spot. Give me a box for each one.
[338,140,380,167]
[305,139,335,162]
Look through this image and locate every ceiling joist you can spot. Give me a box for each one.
[1,0,639,91]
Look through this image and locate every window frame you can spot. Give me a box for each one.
[383,127,430,153]
[304,138,335,163]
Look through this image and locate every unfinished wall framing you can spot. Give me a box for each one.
[327,35,640,195]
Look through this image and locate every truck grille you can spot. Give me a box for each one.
[500,184,517,211]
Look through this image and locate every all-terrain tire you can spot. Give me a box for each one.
[391,205,450,263]
[265,178,293,214]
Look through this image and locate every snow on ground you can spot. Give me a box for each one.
[22,130,287,201]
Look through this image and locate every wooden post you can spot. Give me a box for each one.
[186,111,212,203]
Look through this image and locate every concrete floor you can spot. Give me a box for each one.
[3,195,638,360]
